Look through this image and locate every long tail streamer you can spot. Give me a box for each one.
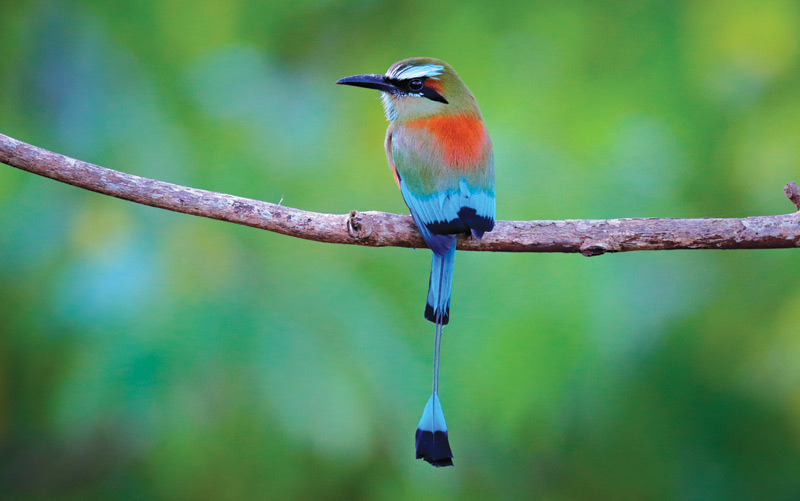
[415,247,455,467]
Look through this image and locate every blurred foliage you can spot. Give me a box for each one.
[1,0,800,499]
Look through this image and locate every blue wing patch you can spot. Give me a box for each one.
[399,178,495,254]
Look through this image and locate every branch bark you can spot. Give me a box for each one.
[2,132,799,255]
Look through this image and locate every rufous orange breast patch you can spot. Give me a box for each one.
[405,114,488,168]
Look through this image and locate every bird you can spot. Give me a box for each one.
[337,58,495,467]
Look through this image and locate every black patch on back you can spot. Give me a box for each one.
[425,209,494,238]
[457,207,494,232]
[426,219,468,235]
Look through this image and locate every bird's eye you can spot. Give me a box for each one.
[408,79,424,92]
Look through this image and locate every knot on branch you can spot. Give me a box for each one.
[784,182,800,211]
[347,210,373,241]
[580,238,619,257]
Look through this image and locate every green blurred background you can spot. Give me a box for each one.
[1,0,800,498]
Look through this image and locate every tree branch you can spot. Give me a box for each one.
[2,132,799,255]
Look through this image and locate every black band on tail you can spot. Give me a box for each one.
[415,429,454,467]
[425,302,450,325]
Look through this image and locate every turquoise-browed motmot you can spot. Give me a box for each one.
[337,58,495,467]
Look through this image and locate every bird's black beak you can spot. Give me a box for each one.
[336,74,398,93]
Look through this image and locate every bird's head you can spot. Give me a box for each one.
[336,57,480,122]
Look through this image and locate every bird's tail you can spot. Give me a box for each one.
[415,393,453,467]
[424,243,456,325]
[416,243,456,467]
